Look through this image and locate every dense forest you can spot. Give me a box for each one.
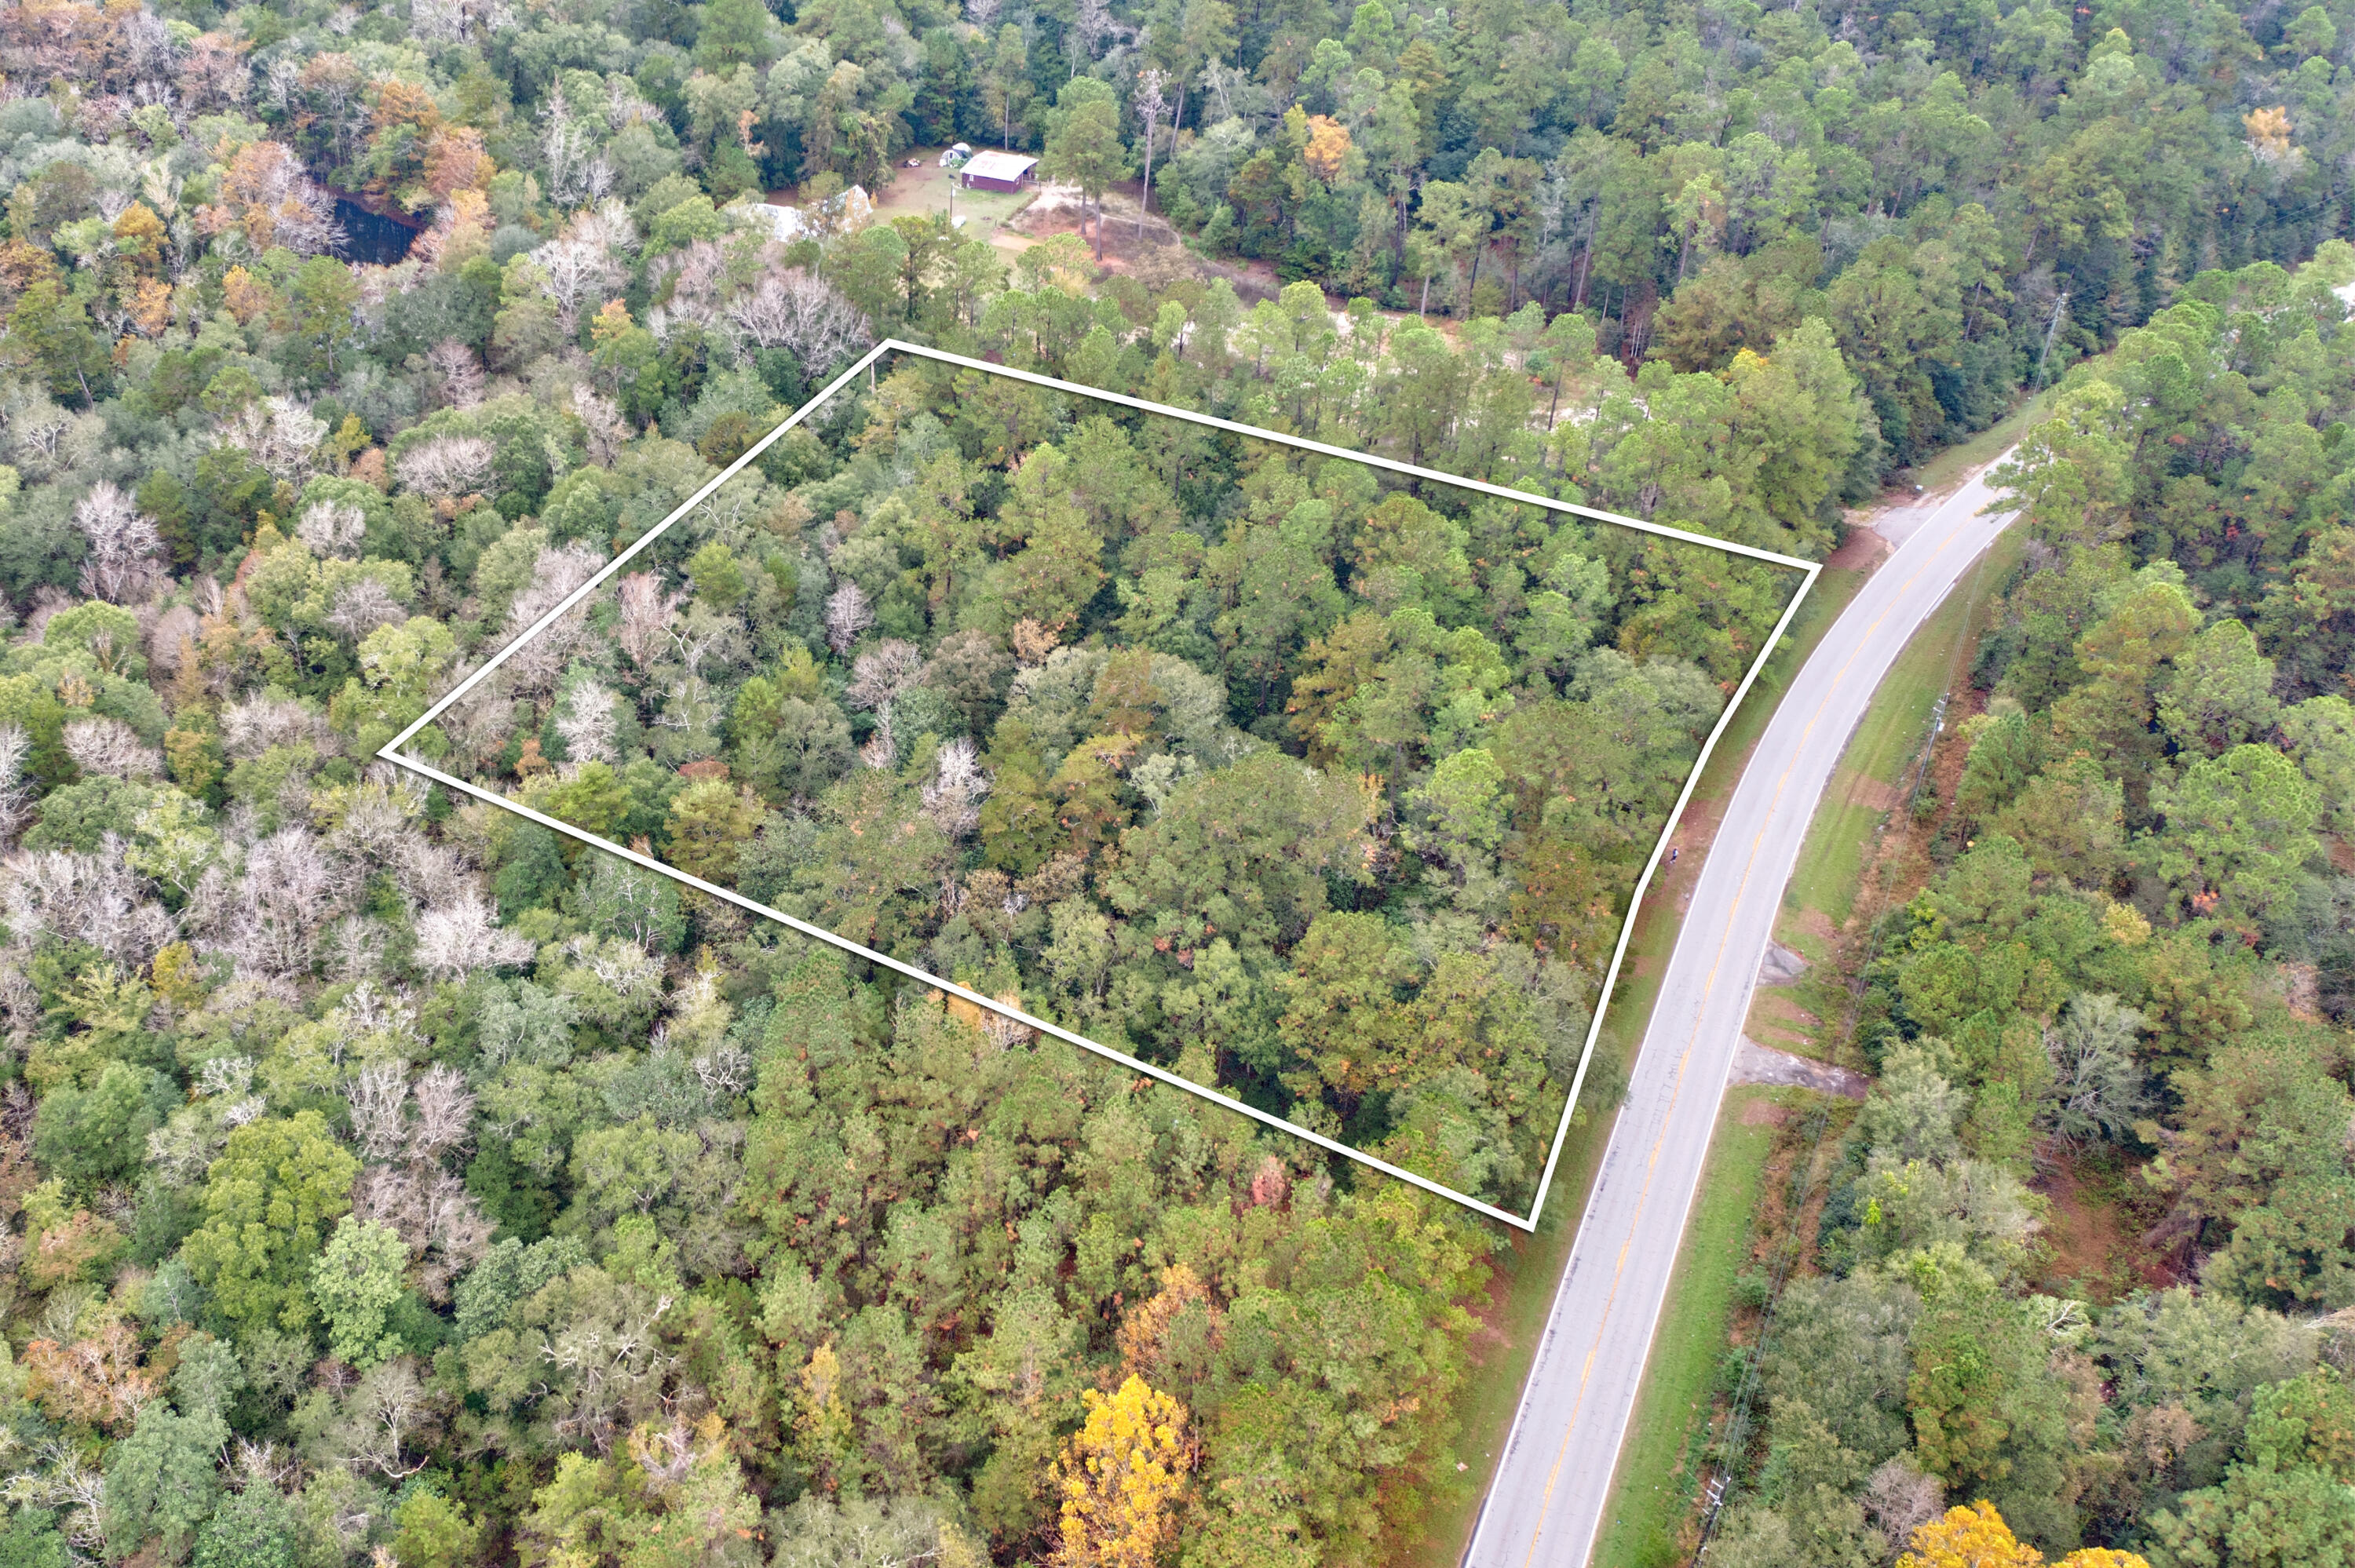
[0,0,2350,1559]
[409,349,1806,1209]
[1707,250,2355,1567]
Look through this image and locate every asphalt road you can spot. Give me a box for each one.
[1463,460,2016,1568]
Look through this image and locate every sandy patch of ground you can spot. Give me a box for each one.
[1826,526,1892,571]
[1003,179,1281,300]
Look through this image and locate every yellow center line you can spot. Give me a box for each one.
[1514,520,1970,1565]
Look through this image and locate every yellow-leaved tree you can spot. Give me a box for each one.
[1899,1501,2152,1568]
[1052,1375,1192,1568]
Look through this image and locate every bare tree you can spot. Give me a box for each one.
[327,579,408,643]
[652,240,729,336]
[615,572,688,671]
[218,396,330,485]
[340,1359,438,1479]
[347,1063,490,1303]
[1072,0,1115,71]
[298,499,369,557]
[540,86,601,208]
[531,237,610,334]
[408,1064,475,1159]
[213,826,345,978]
[825,582,874,654]
[1134,67,1167,233]
[844,640,925,709]
[539,1289,676,1453]
[572,387,630,463]
[563,933,666,1003]
[425,340,485,410]
[1861,1455,1943,1552]
[345,1063,411,1162]
[570,198,640,264]
[554,676,621,768]
[500,543,608,695]
[72,483,164,603]
[2043,993,2152,1147]
[724,268,871,369]
[7,841,178,963]
[0,726,34,844]
[202,140,346,255]
[394,435,496,500]
[352,1164,492,1297]
[3,1447,109,1558]
[922,737,990,837]
[413,892,535,979]
[434,676,519,772]
[859,706,897,771]
[62,717,162,779]
[224,693,338,758]
[409,0,469,43]
[144,604,202,682]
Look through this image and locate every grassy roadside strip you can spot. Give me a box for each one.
[1908,388,2050,491]
[1773,518,2030,1064]
[1586,1087,1796,1568]
[1781,561,1980,939]
[1403,554,1866,1568]
[1589,447,2039,1567]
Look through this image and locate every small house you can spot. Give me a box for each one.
[960,151,1038,193]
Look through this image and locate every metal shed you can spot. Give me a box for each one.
[959,151,1039,192]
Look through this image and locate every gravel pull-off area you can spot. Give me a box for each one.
[1732,1037,1871,1099]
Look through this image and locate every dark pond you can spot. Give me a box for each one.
[335,196,421,264]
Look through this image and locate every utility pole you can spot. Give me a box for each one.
[2033,290,2069,389]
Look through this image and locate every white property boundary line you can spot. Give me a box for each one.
[379,339,1821,1232]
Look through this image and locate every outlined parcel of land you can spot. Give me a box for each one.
[380,341,1816,1230]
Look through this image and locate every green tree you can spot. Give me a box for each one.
[2150,745,2319,926]
[312,1218,412,1369]
[193,1486,296,1568]
[1991,380,2135,548]
[1407,746,1507,892]
[33,1060,166,1191]
[662,777,763,886]
[694,0,777,69]
[2147,1039,2355,1307]
[5,279,109,403]
[1105,749,1375,954]
[103,1400,227,1560]
[1903,1248,2074,1539]
[1956,709,2036,822]
[982,26,1034,150]
[1278,913,1417,1103]
[286,256,363,381]
[685,542,746,611]
[2147,1369,2355,1567]
[1043,83,1128,261]
[178,1111,360,1332]
[392,1492,480,1568]
[2159,618,2279,757]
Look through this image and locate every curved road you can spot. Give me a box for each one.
[1465,460,2016,1568]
